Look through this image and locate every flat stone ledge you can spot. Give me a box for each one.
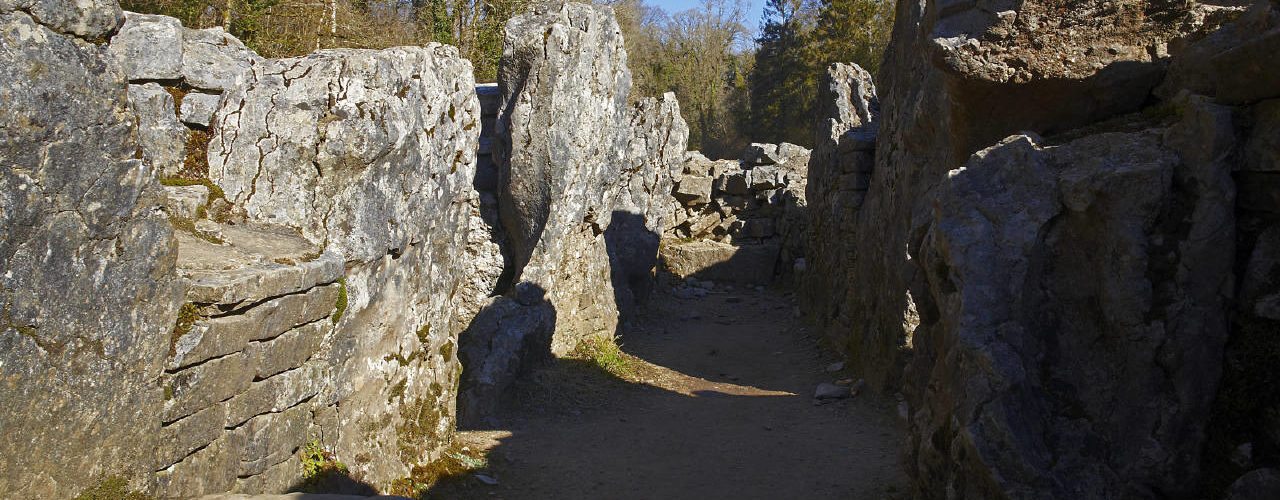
[177,223,344,308]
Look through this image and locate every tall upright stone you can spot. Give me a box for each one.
[0,2,183,497]
[493,2,687,353]
[207,44,483,486]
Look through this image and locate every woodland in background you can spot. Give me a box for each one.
[119,0,893,157]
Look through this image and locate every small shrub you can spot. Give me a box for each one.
[296,439,351,493]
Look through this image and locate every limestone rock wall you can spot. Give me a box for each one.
[204,44,482,488]
[800,62,878,353]
[798,0,1280,497]
[110,11,261,177]
[0,2,184,497]
[5,1,689,495]
[492,1,687,354]
[3,3,486,497]
[910,99,1236,497]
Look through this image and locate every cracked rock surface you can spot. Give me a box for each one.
[0,2,182,497]
[208,44,483,487]
[493,1,687,354]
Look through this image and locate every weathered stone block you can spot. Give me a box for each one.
[245,320,329,379]
[170,283,338,370]
[740,143,779,165]
[180,92,221,127]
[154,435,237,499]
[457,296,555,423]
[163,352,253,423]
[225,362,325,427]
[109,12,183,80]
[748,165,782,190]
[157,402,227,469]
[674,176,713,206]
[127,83,187,176]
[684,211,721,238]
[177,224,344,308]
[182,27,259,91]
[229,403,311,477]
[718,171,750,195]
[660,239,779,285]
[161,184,209,220]
[232,454,302,495]
[1211,28,1280,104]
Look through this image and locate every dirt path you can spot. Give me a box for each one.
[435,286,907,499]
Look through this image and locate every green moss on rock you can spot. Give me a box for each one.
[73,476,152,500]
[331,278,348,324]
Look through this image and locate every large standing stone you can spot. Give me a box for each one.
[908,92,1235,498]
[800,62,878,358]
[207,44,482,487]
[494,2,687,353]
[0,5,182,498]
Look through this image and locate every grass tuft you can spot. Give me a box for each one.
[569,335,639,381]
[295,439,351,493]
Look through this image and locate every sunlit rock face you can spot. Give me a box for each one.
[206,43,483,488]
[493,1,687,354]
[0,2,183,498]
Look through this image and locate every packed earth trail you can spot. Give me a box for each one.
[436,286,907,499]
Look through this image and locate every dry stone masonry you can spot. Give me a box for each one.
[2,0,503,496]
[4,1,689,497]
[660,143,810,288]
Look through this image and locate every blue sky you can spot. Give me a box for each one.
[645,0,767,37]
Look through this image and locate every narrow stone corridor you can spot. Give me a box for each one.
[437,286,906,499]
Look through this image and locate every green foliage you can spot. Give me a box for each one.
[73,476,153,500]
[121,0,531,77]
[748,0,893,146]
[296,439,351,492]
[331,277,348,324]
[606,0,753,157]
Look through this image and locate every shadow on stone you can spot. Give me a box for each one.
[604,210,662,323]
[285,467,381,496]
[455,283,556,429]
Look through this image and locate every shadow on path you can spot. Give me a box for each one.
[432,286,907,499]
